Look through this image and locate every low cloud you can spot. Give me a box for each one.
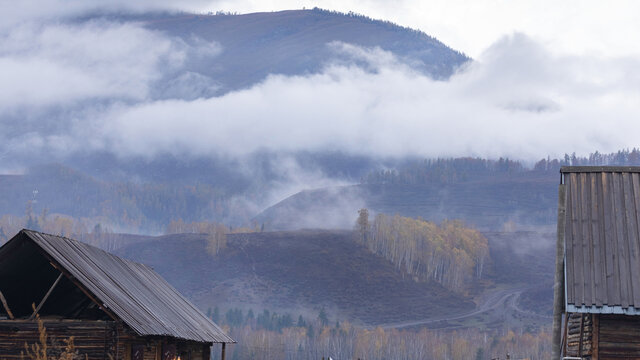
[2,14,639,166]
[254,185,366,230]
[0,0,210,30]
[0,21,184,110]
[0,17,219,163]
[89,34,640,161]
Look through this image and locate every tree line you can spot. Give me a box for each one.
[207,306,551,360]
[0,208,266,257]
[356,210,488,293]
[363,148,640,185]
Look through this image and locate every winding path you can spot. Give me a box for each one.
[380,286,550,329]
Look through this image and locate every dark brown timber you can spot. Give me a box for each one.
[0,290,14,320]
[30,272,63,320]
[592,314,599,360]
[562,312,569,356]
[578,313,585,357]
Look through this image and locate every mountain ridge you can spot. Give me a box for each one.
[130,8,470,94]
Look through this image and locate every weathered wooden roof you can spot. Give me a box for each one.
[18,230,234,343]
[562,167,640,314]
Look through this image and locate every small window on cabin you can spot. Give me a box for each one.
[162,343,176,360]
[132,344,144,360]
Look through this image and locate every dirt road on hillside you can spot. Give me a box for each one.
[380,286,551,329]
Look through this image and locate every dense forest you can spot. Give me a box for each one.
[1,149,639,234]
[363,149,640,185]
[355,211,488,293]
[0,215,247,256]
[208,306,550,360]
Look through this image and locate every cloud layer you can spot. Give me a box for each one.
[92,36,640,160]
[1,12,639,168]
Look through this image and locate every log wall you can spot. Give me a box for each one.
[565,313,594,358]
[599,314,640,359]
[0,319,211,360]
[123,338,208,360]
[563,313,640,359]
[0,319,122,359]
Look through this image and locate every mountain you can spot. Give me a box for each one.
[131,8,469,94]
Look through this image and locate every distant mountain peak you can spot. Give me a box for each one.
[136,8,469,93]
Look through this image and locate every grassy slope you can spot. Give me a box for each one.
[114,230,474,325]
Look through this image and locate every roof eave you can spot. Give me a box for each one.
[567,304,640,315]
[561,166,640,173]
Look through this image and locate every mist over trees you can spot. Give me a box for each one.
[355,212,488,293]
[2,149,639,236]
[209,306,550,360]
[364,149,640,185]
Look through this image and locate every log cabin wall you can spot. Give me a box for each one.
[598,314,640,359]
[176,341,207,360]
[565,313,594,359]
[0,320,212,360]
[124,338,163,360]
[124,337,210,360]
[0,319,122,359]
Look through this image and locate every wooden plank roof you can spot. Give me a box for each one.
[16,230,235,343]
[562,166,640,314]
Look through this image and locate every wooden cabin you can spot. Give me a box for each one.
[0,229,235,359]
[552,167,640,359]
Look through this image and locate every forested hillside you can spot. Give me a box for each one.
[137,8,469,93]
[258,149,640,231]
[363,150,640,185]
[356,212,488,293]
[2,149,639,237]
[113,230,473,325]
[0,164,235,234]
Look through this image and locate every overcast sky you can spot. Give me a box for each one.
[3,0,639,58]
[203,0,640,58]
[1,0,639,170]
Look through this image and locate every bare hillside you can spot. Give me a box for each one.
[114,230,474,325]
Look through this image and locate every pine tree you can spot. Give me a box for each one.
[318,307,328,326]
[212,306,220,323]
[356,208,370,243]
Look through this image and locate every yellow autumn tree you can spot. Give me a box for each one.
[356,213,489,292]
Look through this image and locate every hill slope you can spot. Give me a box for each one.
[114,230,473,325]
[135,8,469,93]
[256,174,559,231]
